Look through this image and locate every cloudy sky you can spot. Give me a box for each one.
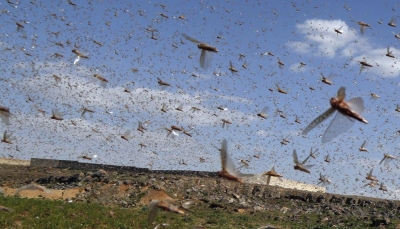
[0,1,400,199]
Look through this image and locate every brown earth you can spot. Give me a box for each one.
[0,158,30,166]
[0,162,193,204]
[0,160,399,228]
[0,162,81,200]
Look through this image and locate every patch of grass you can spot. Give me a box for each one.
[0,196,399,229]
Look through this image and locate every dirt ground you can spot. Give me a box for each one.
[1,159,399,229]
[0,161,76,183]
[0,160,82,200]
[0,160,179,205]
[0,158,30,166]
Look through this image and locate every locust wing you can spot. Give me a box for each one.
[293,149,299,165]
[220,139,238,176]
[337,87,346,101]
[302,107,335,135]
[182,33,201,44]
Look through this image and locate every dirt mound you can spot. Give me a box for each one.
[140,190,176,205]
[1,186,83,200]
[0,160,399,228]
[0,158,30,166]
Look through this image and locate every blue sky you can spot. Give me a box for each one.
[0,0,400,199]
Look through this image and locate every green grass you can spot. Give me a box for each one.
[0,196,398,229]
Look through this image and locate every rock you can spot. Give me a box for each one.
[239,200,251,208]
[305,193,313,203]
[330,195,343,204]
[120,200,128,207]
[334,210,342,215]
[235,208,246,213]
[360,199,372,207]
[346,197,357,205]
[288,194,306,202]
[209,203,224,209]
[371,217,390,226]
[316,195,325,203]
[252,185,262,197]
[319,217,329,223]
[257,225,277,229]
[232,193,240,199]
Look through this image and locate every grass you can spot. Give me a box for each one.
[0,195,398,229]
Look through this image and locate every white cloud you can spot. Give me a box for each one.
[288,19,358,58]
[15,60,257,128]
[289,19,400,77]
[5,60,261,171]
[352,48,400,77]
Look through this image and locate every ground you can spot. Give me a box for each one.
[0,159,399,228]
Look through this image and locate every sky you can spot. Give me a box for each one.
[0,0,400,200]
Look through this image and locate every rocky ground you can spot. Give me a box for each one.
[0,160,399,228]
